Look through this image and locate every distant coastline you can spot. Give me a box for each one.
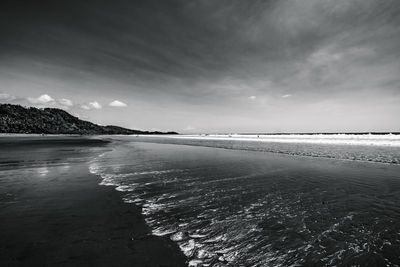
[0,103,178,135]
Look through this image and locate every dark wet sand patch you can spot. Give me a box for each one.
[0,137,186,267]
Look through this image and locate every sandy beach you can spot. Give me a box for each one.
[0,137,186,266]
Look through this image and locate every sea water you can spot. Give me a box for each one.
[90,135,400,266]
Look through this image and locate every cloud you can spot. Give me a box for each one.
[89,101,102,109]
[1,1,400,132]
[81,101,102,110]
[1,93,75,109]
[109,100,127,107]
[58,98,73,106]
[0,93,16,101]
[80,104,90,110]
[27,94,55,104]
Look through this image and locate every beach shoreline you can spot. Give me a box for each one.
[0,137,187,266]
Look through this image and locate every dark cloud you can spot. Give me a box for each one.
[1,0,400,132]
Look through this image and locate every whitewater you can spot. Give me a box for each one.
[167,133,400,147]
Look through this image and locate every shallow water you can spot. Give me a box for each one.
[90,137,400,266]
[126,135,400,164]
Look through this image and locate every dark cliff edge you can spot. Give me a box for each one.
[0,104,178,135]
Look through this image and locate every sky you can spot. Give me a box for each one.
[1,0,400,133]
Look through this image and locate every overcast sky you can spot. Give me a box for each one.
[1,0,400,133]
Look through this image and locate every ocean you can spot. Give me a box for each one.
[89,134,400,266]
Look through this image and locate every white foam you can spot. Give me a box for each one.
[152,228,176,236]
[204,234,226,243]
[99,180,118,186]
[180,239,196,257]
[142,201,166,215]
[115,185,135,192]
[171,231,187,241]
[188,259,203,267]
[189,233,208,239]
[168,134,400,147]
[88,162,100,174]
[132,169,181,175]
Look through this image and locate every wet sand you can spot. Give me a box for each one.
[0,136,186,266]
